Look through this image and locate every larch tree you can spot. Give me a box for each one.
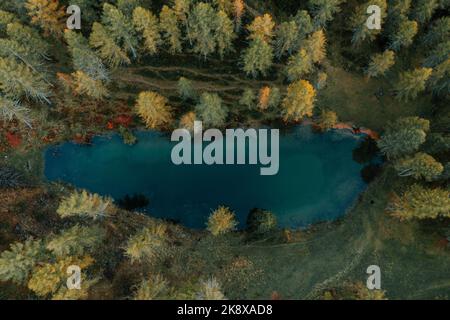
[89,22,131,67]
[387,184,450,220]
[124,224,168,264]
[206,206,238,236]
[160,5,182,54]
[215,10,236,59]
[197,277,226,300]
[275,21,300,58]
[65,30,108,81]
[0,10,16,31]
[366,50,395,78]
[25,0,65,38]
[281,80,316,122]
[304,29,326,64]
[195,92,228,128]
[350,0,387,45]
[173,0,192,40]
[308,0,342,28]
[293,10,314,41]
[187,2,217,58]
[233,0,245,32]
[57,189,116,219]
[71,71,109,100]
[179,111,197,131]
[133,274,169,300]
[285,48,313,81]
[242,38,274,77]
[377,116,430,159]
[0,95,32,127]
[214,0,234,15]
[395,67,432,101]
[239,88,255,109]
[394,152,444,181]
[116,0,143,16]
[247,14,275,42]
[177,76,196,100]
[133,6,161,56]
[388,18,418,51]
[135,91,173,129]
[258,86,271,111]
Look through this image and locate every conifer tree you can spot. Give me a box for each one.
[366,50,395,78]
[207,206,238,236]
[177,77,196,100]
[395,67,432,101]
[281,80,316,122]
[0,10,16,31]
[317,109,338,131]
[215,10,236,59]
[180,111,197,131]
[160,5,182,54]
[187,2,217,58]
[233,0,245,32]
[422,17,449,47]
[197,277,226,300]
[72,71,109,100]
[239,88,255,109]
[285,48,313,81]
[133,274,169,300]
[423,41,450,68]
[25,0,65,38]
[124,224,168,263]
[275,21,299,58]
[0,95,32,127]
[350,0,387,45]
[57,190,116,219]
[429,59,450,95]
[135,91,173,129]
[133,7,161,56]
[258,86,271,111]
[394,152,444,181]
[195,92,228,127]
[412,0,438,24]
[242,38,274,77]
[308,0,342,28]
[304,30,326,64]
[247,14,275,42]
[117,0,143,16]
[388,18,418,51]
[293,10,314,40]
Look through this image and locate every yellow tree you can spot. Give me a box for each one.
[206,206,238,236]
[258,86,271,111]
[25,0,65,38]
[135,91,173,129]
[133,6,161,55]
[282,80,316,122]
[233,0,245,32]
[247,13,275,42]
[72,71,109,100]
[160,5,182,54]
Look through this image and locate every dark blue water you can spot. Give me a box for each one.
[44,126,367,228]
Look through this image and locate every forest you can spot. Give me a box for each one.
[0,0,449,300]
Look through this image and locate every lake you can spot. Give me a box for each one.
[44,125,367,229]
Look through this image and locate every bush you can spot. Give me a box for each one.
[246,208,278,234]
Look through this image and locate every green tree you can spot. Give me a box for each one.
[293,10,313,40]
[377,116,430,159]
[133,6,161,56]
[429,59,450,95]
[25,0,65,38]
[246,208,278,234]
[187,2,217,58]
[304,29,326,64]
[239,88,255,109]
[177,77,196,100]
[275,21,299,58]
[0,57,50,103]
[133,274,168,300]
[394,152,444,181]
[116,0,143,16]
[247,14,275,42]
[423,40,450,67]
[350,0,387,45]
[366,50,395,78]
[72,70,109,100]
[89,22,131,67]
[0,10,16,31]
[0,95,31,127]
[242,38,274,77]
[388,18,418,51]
[281,80,316,122]
[135,91,173,129]
[124,224,168,263]
[395,67,432,101]
[285,48,313,81]
[65,30,108,81]
[387,184,450,220]
[207,206,238,236]
[215,10,236,59]
[46,224,106,257]
[412,0,438,24]
[317,109,338,131]
[57,190,116,219]
[0,239,45,285]
[195,92,228,127]
[160,5,182,54]
[309,0,342,28]
[268,86,281,109]
[422,17,449,47]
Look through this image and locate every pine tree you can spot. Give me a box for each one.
[57,189,116,219]
[275,21,299,58]
[293,10,314,40]
[247,14,275,42]
[215,10,236,59]
[6,22,50,60]
[0,238,45,285]
[133,274,168,300]
[350,0,387,45]
[135,91,173,129]
[282,80,316,122]
[160,5,182,54]
[124,224,168,263]
[285,48,313,81]
[366,50,395,78]
[304,29,326,64]
[133,6,161,56]
[429,59,450,95]
[195,92,228,127]
[89,22,131,67]
[46,224,106,257]
[388,18,418,51]
[377,116,430,159]
[65,30,108,81]
[387,184,450,220]
[423,40,450,67]
[422,17,449,47]
[395,67,432,101]
[116,0,143,16]
[177,77,196,100]
[394,152,444,181]
[206,206,238,236]
[71,71,109,100]
[101,3,138,59]
[412,0,438,24]
[25,0,65,38]
[0,57,50,103]
[187,2,217,58]
[242,38,274,77]
[309,0,342,28]
[239,88,255,109]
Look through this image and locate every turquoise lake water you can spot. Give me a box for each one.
[44,126,367,228]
